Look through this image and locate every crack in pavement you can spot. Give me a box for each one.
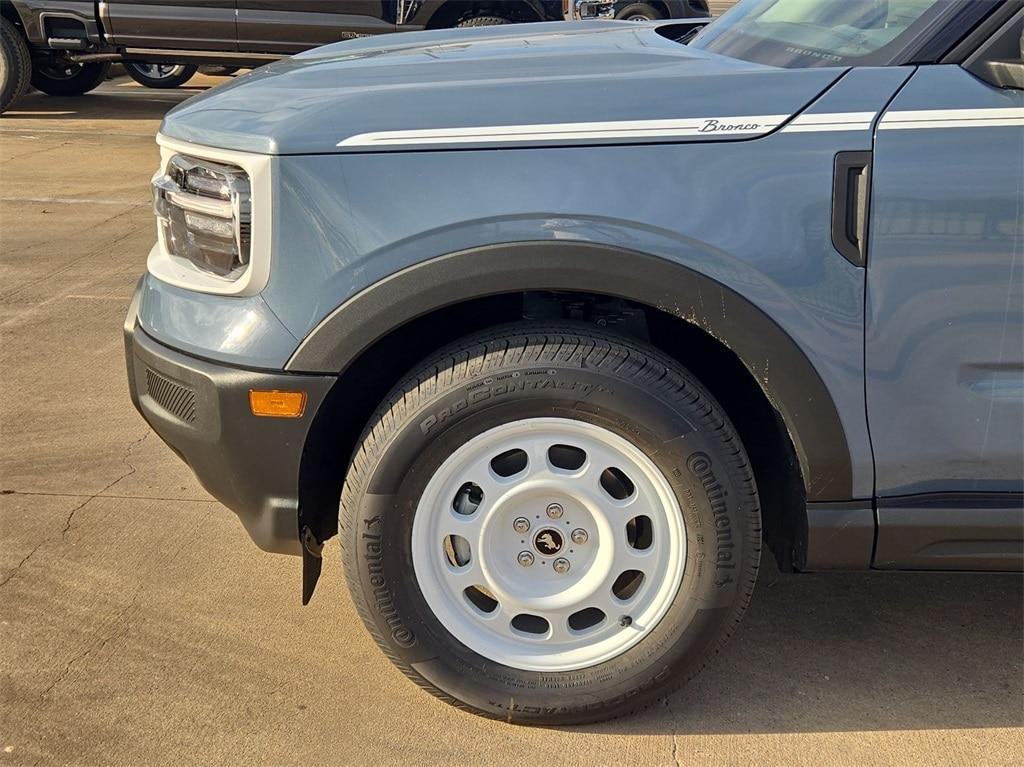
[38,589,142,701]
[61,432,150,541]
[0,207,146,303]
[0,542,45,588]
[0,432,151,589]
[664,698,682,767]
[2,490,216,504]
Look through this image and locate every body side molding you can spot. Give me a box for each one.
[286,241,855,503]
[874,493,1024,571]
[799,501,876,570]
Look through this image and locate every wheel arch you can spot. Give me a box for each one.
[292,241,854,570]
[615,1,669,19]
[424,0,549,27]
[1,1,26,30]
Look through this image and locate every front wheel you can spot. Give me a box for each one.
[198,65,240,77]
[341,325,761,724]
[455,15,511,27]
[124,62,198,89]
[30,57,109,96]
[1,18,32,113]
[615,2,665,21]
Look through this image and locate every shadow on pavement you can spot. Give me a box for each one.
[583,563,1023,734]
[3,83,210,122]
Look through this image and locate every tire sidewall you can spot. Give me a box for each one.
[30,60,109,96]
[455,15,512,27]
[615,3,663,21]
[1,18,30,111]
[124,62,197,88]
[344,338,758,722]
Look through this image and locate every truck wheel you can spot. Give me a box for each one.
[341,324,760,724]
[30,57,109,97]
[124,62,199,89]
[455,15,511,27]
[615,3,665,21]
[199,66,240,77]
[0,17,31,113]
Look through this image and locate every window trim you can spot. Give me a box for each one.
[940,0,1023,63]
[690,0,1012,68]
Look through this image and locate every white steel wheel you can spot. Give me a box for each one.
[342,324,760,725]
[412,417,686,671]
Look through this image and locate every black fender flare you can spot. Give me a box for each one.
[414,0,554,26]
[286,241,853,503]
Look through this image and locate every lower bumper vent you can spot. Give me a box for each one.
[145,368,197,424]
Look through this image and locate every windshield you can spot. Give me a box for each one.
[688,0,956,67]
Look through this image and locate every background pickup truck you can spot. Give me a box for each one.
[0,1,713,110]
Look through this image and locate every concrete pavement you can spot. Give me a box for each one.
[1,76,1022,767]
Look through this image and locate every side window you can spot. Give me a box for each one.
[965,10,1024,90]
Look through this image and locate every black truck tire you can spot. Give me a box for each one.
[199,66,240,77]
[124,62,199,89]
[30,58,110,97]
[456,15,512,27]
[615,3,665,21]
[341,324,761,725]
[0,17,31,113]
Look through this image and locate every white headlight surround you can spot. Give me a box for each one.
[148,135,274,297]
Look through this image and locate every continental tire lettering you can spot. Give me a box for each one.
[420,378,612,434]
[362,526,416,648]
[686,451,735,587]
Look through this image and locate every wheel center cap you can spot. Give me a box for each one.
[534,528,564,556]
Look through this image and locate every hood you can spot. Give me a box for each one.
[161,21,845,155]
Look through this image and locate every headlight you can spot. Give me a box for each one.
[153,155,252,279]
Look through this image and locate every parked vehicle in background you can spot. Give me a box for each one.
[0,1,721,107]
[613,1,710,21]
[568,0,712,20]
[124,0,1023,726]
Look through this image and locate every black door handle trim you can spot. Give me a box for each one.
[832,150,872,268]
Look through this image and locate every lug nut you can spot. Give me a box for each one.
[619,615,633,627]
[513,517,531,534]
[546,503,564,519]
[570,528,588,545]
[517,551,535,567]
[552,557,570,574]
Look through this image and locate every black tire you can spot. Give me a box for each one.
[341,324,761,725]
[124,62,198,89]
[198,65,240,77]
[615,2,665,21]
[0,17,31,113]
[30,57,109,96]
[455,15,512,27]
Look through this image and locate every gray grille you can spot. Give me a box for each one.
[145,369,197,424]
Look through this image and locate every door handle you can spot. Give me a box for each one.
[832,151,872,268]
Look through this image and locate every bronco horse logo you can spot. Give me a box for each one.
[534,529,563,556]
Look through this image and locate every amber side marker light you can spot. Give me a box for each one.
[249,390,307,418]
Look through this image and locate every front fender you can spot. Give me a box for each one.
[286,240,853,504]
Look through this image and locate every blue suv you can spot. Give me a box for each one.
[124,0,1024,724]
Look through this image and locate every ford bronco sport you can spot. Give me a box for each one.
[123,0,1024,724]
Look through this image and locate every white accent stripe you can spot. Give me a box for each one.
[338,115,790,147]
[782,124,874,133]
[880,108,1024,130]
[337,107,1024,147]
[780,111,876,133]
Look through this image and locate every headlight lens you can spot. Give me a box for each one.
[152,155,251,279]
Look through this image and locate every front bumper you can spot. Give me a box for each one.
[123,285,335,556]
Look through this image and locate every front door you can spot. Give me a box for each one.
[235,1,397,55]
[866,49,1024,568]
[104,1,237,51]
